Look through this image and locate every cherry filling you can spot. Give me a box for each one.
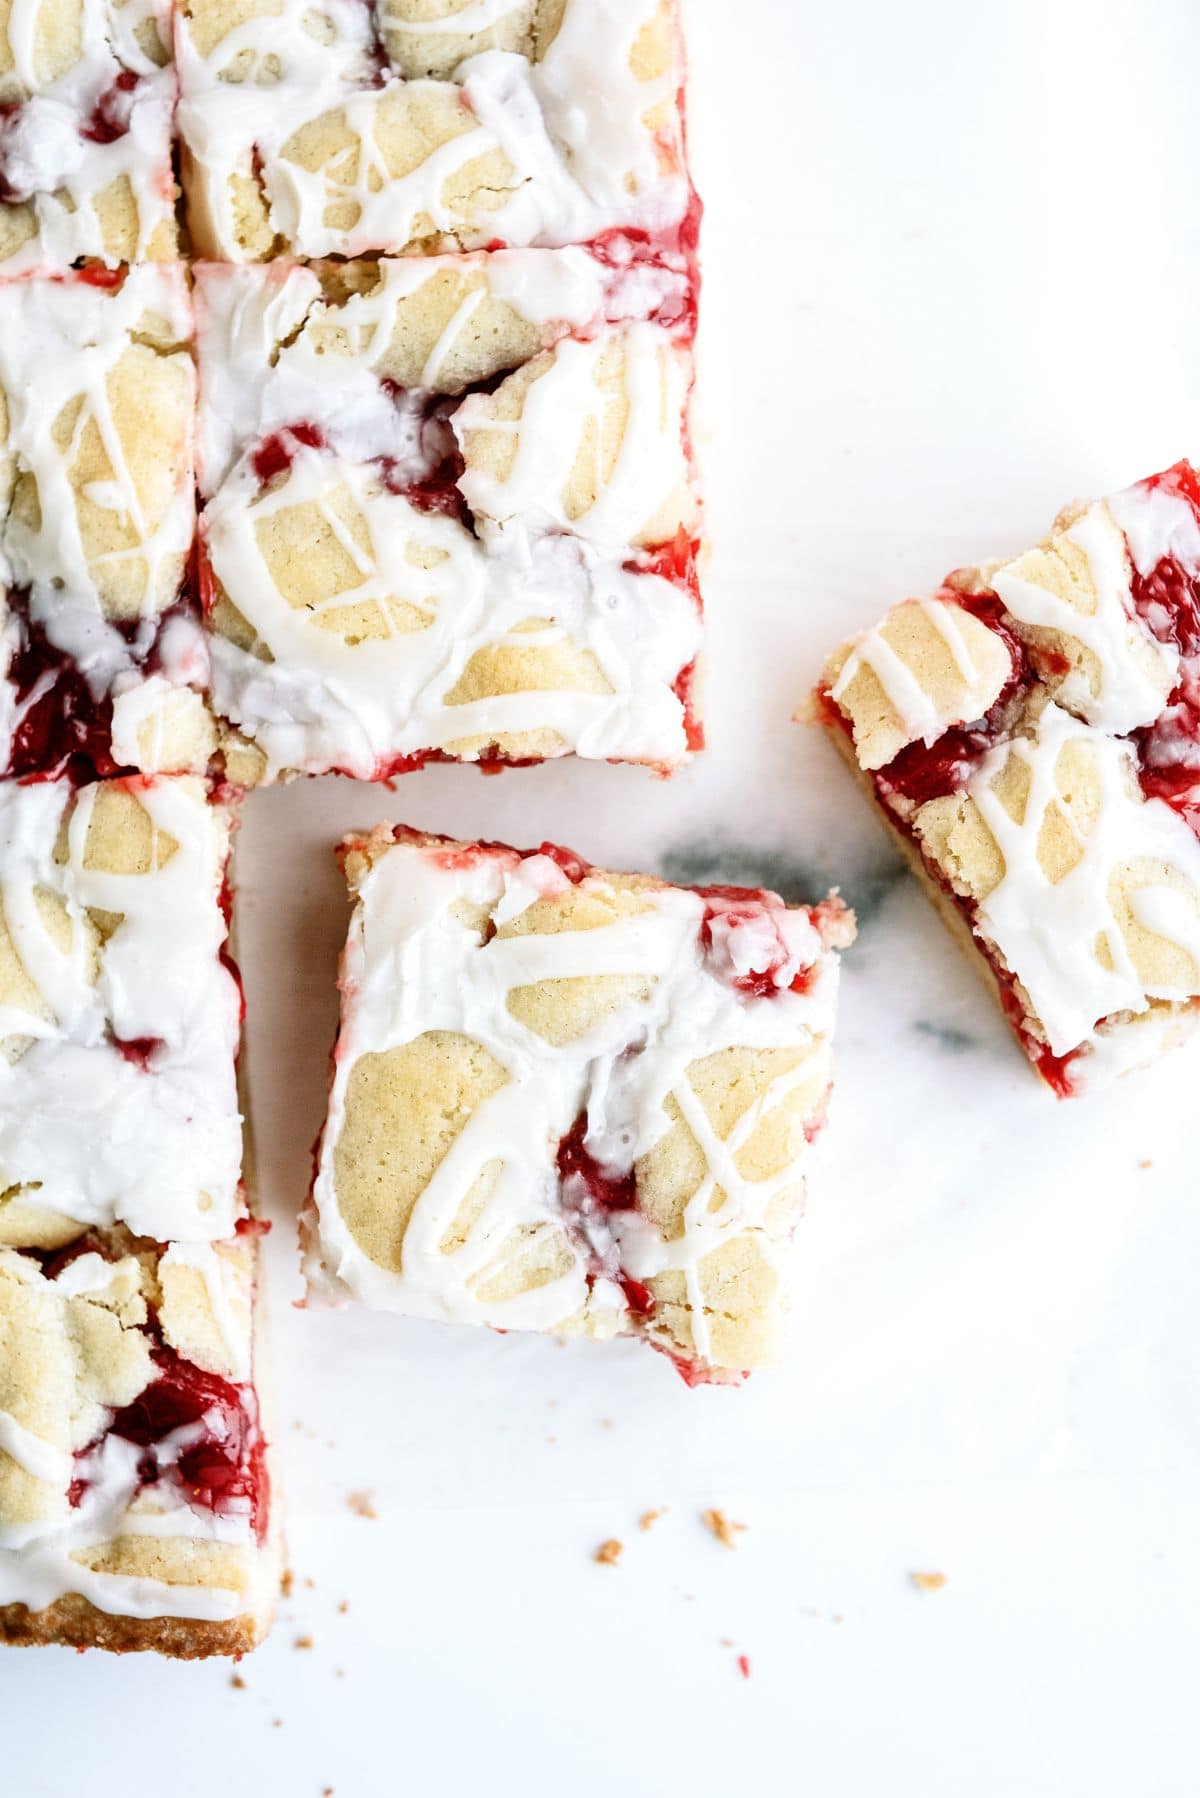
[556,1114,637,1212]
[874,592,1030,806]
[113,1035,164,1073]
[252,421,325,485]
[82,70,139,146]
[104,1346,268,1541]
[1122,464,1200,829]
[5,607,121,782]
[556,1113,654,1318]
[697,887,816,999]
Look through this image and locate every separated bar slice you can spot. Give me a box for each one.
[0,0,179,272]
[194,250,701,782]
[176,0,695,264]
[0,267,214,780]
[0,773,244,1248]
[819,459,1200,1095]
[305,825,853,1384]
[0,1221,277,1655]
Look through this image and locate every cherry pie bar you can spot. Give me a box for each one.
[0,773,243,1249]
[0,0,179,272]
[0,1223,278,1655]
[0,265,215,780]
[304,825,854,1383]
[194,248,701,781]
[175,0,694,265]
[819,459,1200,1095]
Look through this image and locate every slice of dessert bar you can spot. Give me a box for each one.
[0,0,179,272]
[0,266,214,780]
[176,0,694,264]
[0,1222,278,1655]
[194,250,701,782]
[0,774,244,1248]
[305,825,854,1383]
[819,459,1200,1095]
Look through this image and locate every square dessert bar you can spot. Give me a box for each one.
[0,0,178,272]
[176,0,695,264]
[0,264,214,780]
[0,773,244,1249]
[305,826,854,1383]
[194,249,701,782]
[0,1222,278,1655]
[820,459,1200,1095]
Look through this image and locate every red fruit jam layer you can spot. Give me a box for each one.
[872,592,1030,806]
[6,608,121,782]
[1126,462,1200,832]
[82,70,139,145]
[104,1346,269,1541]
[252,421,325,484]
[556,1113,637,1211]
[113,1035,164,1074]
[698,889,816,999]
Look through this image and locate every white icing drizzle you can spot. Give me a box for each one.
[0,0,177,271]
[204,449,699,776]
[832,598,1005,749]
[0,776,243,1240]
[991,502,1178,734]
[0,1248,265,1623]
[176,0,689,260]
[310,841,844,1367]
[454,322,690,551]
[967,703,1200,1057]
[0,1409,73,1488]
[194,259,698,777]
[0,268,205,774]
[160,1241,252,1380]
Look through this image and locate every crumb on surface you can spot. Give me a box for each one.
[338,1600,350,1614]
[281,1569,295,1598]
[272,1720,283,1729]
[598,1417,615,1430]
[702,1508,747,1549]
[595,1538,624,1566]
[304,1577,316,1589]
[230,1673,246,1690]
[1139,1158,1154,1170]
[639,1508,666,1531]
[347,1489,378,1519]
[910,1571,948,1593]
[737,1653,752,1680]
[294,1633,315,1649]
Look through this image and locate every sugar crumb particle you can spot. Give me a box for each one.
[639,1508,666,1531]
[595,1538,624,1567]
[702,1508,747,1549]
[910,1571,948,1593]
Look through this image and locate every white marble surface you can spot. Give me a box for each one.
[8,2,1200,1792]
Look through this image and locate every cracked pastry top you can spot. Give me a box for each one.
[0,774,243,1248]
[819,459,1200,1095]
[0,1223,277,1655]
[194,247,701,782]
[0,0,179,272]
[175,0,695,264]
[0,266,214,781]
[304,825,854,1384]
